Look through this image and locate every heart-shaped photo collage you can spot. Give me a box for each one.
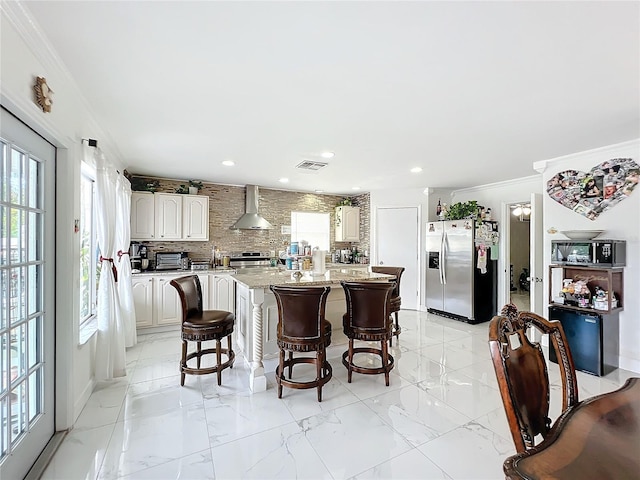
[547,158,639,220]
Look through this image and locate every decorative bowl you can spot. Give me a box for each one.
[560,230,604,240]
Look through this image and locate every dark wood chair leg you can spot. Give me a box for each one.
[317,350,323,402]
[196,341,202,369]
[288,351,293,378]
[181,340,187,386]
[278,349,284,398]
[382,339,390,386]
[348,339,354,383]
[216,339,222,386]
[228,336,234,368]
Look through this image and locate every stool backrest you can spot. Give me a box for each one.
[341,281,395,330]
[371,266,405,299]
[170,275,203,321]
[270,286,331,342]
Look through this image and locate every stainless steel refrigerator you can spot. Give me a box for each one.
[425,220,497,324]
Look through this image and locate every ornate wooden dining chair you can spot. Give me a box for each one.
[170,275,235,386]
[488,304,579,453]
[270,285,333,402]
[370,266,405,345]
[341,280,396,386]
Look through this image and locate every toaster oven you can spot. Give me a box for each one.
[155,251,189,270]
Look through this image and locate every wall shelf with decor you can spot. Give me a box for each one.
[548,264,624,314]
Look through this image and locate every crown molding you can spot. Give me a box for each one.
[537,138,640,166]
[1,1,123,162]
[452,174,541,195]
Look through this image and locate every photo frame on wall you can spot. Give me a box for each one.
[546,158,639,220]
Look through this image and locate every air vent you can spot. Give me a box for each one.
[296,160,328,171]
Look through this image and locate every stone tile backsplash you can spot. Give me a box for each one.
[131,175,370,263]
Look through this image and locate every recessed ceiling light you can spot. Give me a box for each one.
[320,151,335,159]
[410,167,423,173]
[352,186,361,190]
[222,160,235,166]
[279,178,289,183]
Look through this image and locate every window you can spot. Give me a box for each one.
[79,163,97,326]
[290,212,330,251]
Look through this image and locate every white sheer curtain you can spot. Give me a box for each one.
[92,146,126,380]
[116,174,137,348]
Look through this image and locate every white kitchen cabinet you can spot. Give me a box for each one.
[335,206,360,242]
[155,193,183,240]
[198,274,210,310]
[211,274,235,311]
[183,195,209,241]
[134,273,233,332]
[130,193,209,242]
[132,275,154,328]
[130,192,156,240]
[153,274,182,325]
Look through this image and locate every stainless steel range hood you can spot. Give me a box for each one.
[230,185,273,230]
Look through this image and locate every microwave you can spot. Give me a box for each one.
[155,251,189,270]
[551,240,626,267]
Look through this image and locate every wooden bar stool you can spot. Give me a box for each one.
[270,285,333,402]
[371,266,405,345]
[341,280,396,386]
[170,275,235,386]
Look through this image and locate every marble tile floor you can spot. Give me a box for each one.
[41,311,635,480]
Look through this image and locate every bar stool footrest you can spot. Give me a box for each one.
[342,347,394,375]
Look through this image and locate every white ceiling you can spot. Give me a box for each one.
[23,1,640,194]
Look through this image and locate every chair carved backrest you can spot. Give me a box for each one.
[342,281,395,333]
[171,275,203,321]
[370,266,404,300]
[488,304,578,453]
[270,286,331,344]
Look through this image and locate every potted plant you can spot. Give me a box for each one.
[188,180,203,194]
[176,180,203,194]
[445,200,479,220]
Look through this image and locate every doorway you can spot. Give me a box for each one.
[508,202,531,311]
[0,108,56,479]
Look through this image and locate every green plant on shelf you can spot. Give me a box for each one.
[445,200,479,220]
[176,180,204,194]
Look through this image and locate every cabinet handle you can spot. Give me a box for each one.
[187,235,190,238]
[161,235,164,238]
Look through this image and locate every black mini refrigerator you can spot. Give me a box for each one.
[548,306,619,376]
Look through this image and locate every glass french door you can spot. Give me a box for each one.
[0,108,55,479]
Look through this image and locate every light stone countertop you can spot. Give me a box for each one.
[232,267,393,289]
[131,267,236,276]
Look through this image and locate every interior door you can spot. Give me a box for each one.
[0,108,55,479]
[529,193,544,315]
[375,207,419,310]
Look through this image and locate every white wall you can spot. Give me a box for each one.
[1,4,124,429]
[451,176,543,311]
[535,139,640,373]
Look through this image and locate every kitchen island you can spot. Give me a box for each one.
[232,267,394,392]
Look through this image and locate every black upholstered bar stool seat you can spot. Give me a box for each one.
[341,280,396,386]
[170,275,235,386]
[270,285,333,402]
